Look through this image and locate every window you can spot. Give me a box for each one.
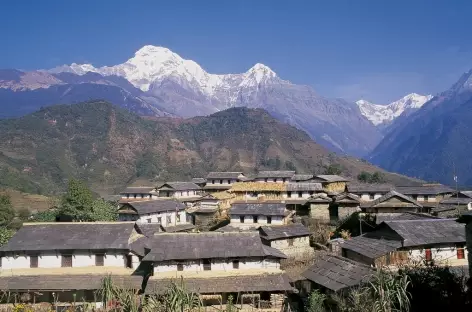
[457,247,465,259]
[212,180,215,184]
[30,255,38,268]
[369,194,375,200]
[61,255,72,267]
[177,262,184,271]
[227,180,231,184]
[232,259,240,269]
[124,255,133,268]
[177,214,181,223]
[288,238,294,246]
[157,217,162,224]
[264,178,268,182]
[203,259,211,271]
[95,254,104,266]
[240,216,245,223]
[220,179,223,184]
[253,216,258,223]
[287,192,292,198]
[298,191,303,198]
[424,195,429,201]
[425,249,432,261]
[147,218,151,223]
[309,191,314,196]
[166,216,171,224]
[267,216,272,224]
[273,179,277,182]
[282,178,286,183]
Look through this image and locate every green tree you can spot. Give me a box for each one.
[325,163,343,175]
[89,199,118,222]
[30,209,58,222]
[357,171,371,183]
[370,171,385,183]
[306,290,326,312]
[0,194,14,227]
[59,179,94,221]
[0,227,15,246]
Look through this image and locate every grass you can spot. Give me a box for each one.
[0,189,52,212]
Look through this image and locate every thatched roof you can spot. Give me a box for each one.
[230,182,286,192]
[211,191,235,200]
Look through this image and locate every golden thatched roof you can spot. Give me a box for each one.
[229,182,286,192]
[211,191,236,200]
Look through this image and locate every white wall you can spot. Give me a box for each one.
[230,215,283,227]
[153,257,280,274]
[1,251,134,270]
[121,193,152,199]
[206,179,237,185]
[286,191,317,199]
[360,193,383,201]
[254,178,291,183]
[136,210,189,227]
[407,245,468,263]
[159,190,199,198]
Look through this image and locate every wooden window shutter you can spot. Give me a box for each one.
[425,249,432,261]
[457,248,465,260]
[61,255,72,267]
[95,254,105,266]
[30,256,38,268]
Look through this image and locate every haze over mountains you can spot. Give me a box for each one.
[0,45,383,157]
[2,44,472,185]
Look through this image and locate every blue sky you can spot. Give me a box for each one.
[1,0,472,103]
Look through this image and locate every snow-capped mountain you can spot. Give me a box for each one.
[45,45,383,156]
[356,93,433,126]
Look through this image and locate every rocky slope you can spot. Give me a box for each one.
[46,45,382,156]
[369,70,472,185]
[0,101,417,195]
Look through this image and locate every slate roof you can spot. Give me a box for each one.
[307,194,332,204]
[341,235,402,259]
[292,174,314,181]
[203,185,233,190]
[207,172,243,179]
[214,225,260,232]
[135,223,162,237]
[381,219,466,247]
[191,178,207,184]
[230,202,286,216]
[142,232,287,262]
[375,212,440,224]
[440,192,472,205]
[259,223,311,241]
[286,183,323,192]
[315,175,350,183]
[256,171,296,179]
[346,183,394,193]
[123,199,186,215]
[0,222,136,252]
[362,190,422,208]
[0,275,143,291]
[395,185,454,195]
[145,273,294,294]
[334,193,361,204]
[120,186,156,194]
[158,182,201,191]
[302,254,374,292]
[161,224,196,233]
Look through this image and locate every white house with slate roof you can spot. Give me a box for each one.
[0,222,143,270]
[255,171,295,183]
[157,182,202,198]
[142,232,294,308]
[342,219,467,268]
[204,172,247,192]
[229,202,289,229]
[118,199,190,226]
[120,186,158,200]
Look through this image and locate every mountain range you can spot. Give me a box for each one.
[0,101,418,195]
[369,70,472,185]
[0,45,382,157]
[356,93,433,130]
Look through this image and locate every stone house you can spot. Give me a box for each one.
[307,193,360,223]
[307,194,333,221]
[259,223,313,258]
[229,202,291,229]
[118,199,190,226]
[332,193,362,220]
[157,182,202,198]
[361,190,423,214]
[345,183,393,201]
[457,212,472,278]
[341,219,467,268]
[286,182,325,199]
[255,171,295,183]
[142,232,294,308]
[204,172,247,192]
[439,191,472,213]
[120,186,158,200]
[0,222,145,304]
[396,184,454,204]
[312,175,350,193]
[188,194,220,227]
[300,253,374,295]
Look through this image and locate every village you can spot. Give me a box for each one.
[1,170,472,310]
